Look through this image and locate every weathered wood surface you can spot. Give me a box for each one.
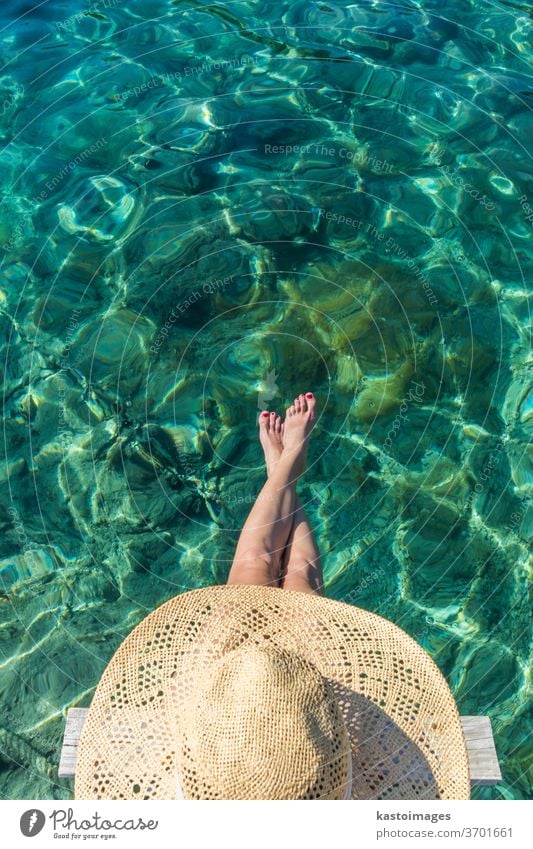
[59,708,502,786]
[58,708,89,780]
[460,715,502,786]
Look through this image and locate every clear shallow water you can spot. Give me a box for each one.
[0,0,531,799]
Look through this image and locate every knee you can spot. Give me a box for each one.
[285,555,319,575]
[282,557,324,593]
[238,547,278,572]
[228,546,280,587]
[283,578,322,595]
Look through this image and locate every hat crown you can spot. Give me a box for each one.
[175,643,352,799]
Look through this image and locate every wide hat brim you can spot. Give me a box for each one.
[74,585,470,800]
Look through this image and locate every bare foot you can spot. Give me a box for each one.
[281,392,316,475]
[258,410,283,476]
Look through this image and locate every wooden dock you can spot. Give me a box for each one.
[460,715,502,786]
[59,708,502,787]
[58,708,88,781]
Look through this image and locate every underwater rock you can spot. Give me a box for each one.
[212,429,245,470]
[462,421,492,440]
[454,642,521,710]
[414,451,470,501]
[227,182,315,241]
[67,308,156,395]
[353,362,418,421]
[57,175,141,245]
[403,507,475,606]
[0,548,57,591]
[516,501,533,542]
[0,314,37,398]
[124,214,273,324]
[506,440,533,496]
[0,725,55,787]
[520,386,533,428]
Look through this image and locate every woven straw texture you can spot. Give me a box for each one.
[74,585,470,800]
[175,643,352,799]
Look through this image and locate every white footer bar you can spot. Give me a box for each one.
[4,800,530,848]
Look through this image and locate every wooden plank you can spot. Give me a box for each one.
[58,708,89,779]
[461,716,502,786]
[58,708,502,786]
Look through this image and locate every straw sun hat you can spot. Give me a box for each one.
[74,585,470,800]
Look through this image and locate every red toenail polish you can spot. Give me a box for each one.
[262,411,269,416]
[306,393,313,398]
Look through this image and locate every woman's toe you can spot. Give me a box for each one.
[305,392,316,416]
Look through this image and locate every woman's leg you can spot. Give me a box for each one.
[227,394,316,588]
[280,494,324,595]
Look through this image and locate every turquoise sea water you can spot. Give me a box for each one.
[0,0,531,799]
